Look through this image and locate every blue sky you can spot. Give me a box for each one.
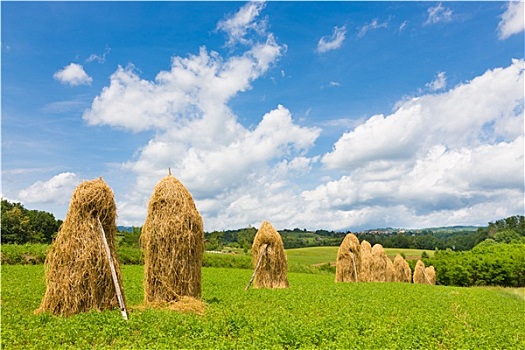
[2,1,524,231]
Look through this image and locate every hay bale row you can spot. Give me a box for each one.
[37,173,436,318]
[336,236,435,285]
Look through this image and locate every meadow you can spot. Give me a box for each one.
[286,246,434,266]
[2,264,524,349]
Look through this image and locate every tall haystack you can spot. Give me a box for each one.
[371,244,389,282]
[335,233,361,282]
[359,240,373,282]
[36,178,124,317]
[413,260,435,285]
[141,175,204,303]
[393,255,412,283]
[249,221,289,289]
[425,266,436,285]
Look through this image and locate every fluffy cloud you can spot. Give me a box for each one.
[312,59,524,229]
[316,26,346,53]
[53,63,92,86]
[497,1,525,40]
[424,3,453,26]
[425,71,447,91]
[82,3,523,231]
[18,172,81,204]
[217,1,267,46]
[323,59,524,169]
[85,2,320,230]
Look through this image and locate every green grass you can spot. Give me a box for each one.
[286,246,434,266]
[2,265,524,349]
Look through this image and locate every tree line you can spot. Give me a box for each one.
[1,199,62,244]
[2,198,523,253]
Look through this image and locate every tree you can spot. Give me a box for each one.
[1,199,61,244]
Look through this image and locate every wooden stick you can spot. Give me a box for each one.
[245,244,269,290]
[351,253,358,282]
[98,218,128,320]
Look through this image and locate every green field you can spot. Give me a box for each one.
[286,246,434,266]
[2,265,523,349]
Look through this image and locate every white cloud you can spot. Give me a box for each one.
[84,2,323,230]
[497,1,525,40]
[217,1,267,46]
[316,25,346,53]
[399,20,408,32]
[18,172,81,204]
[424,3,453,26]
[53,63,93,86]
[426,71,447,91]
[357,19,389,38]
[86,46,111,63]
[81,3,524,232]
[312,59,524,229]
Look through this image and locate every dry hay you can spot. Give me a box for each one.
[413,260,434,284]
[141,175,204,303]
[250,221,289,289]
[335,233,361,282]
[371,244,392,282]
[393,255,412,283]
[36,178,124,317]
[358,240,373,282]
[425,266,436,285]
[385,256,396,282]
[135,296,206,315]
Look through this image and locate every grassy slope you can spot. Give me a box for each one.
[2,265,523,349]
[286,246,434,266]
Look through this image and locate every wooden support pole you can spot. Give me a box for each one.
[245,244,269,290]
[98,218,128,320]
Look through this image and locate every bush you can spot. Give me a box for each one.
[1,244,49,264]
[428,243,525,287]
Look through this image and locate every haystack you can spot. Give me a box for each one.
[335,233,361,282]
[385,256,396,282]
[248,221,289,289]
[413,260,435,285]
[141,175,204,303]
[36,178,125,317]
[371,244,390,282]
[359,240,373,282]
[425,266,436,285]
[393,255,412,283]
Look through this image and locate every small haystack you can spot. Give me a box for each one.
[413,260,435,285]
[36,178,125,317]
[247,221,289,289]
[141,175,204,304]
[425,266,436,285]
[359,240,373,282]
[371,244,390,282]
[335,233,361,282]
[393,255,412,283]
